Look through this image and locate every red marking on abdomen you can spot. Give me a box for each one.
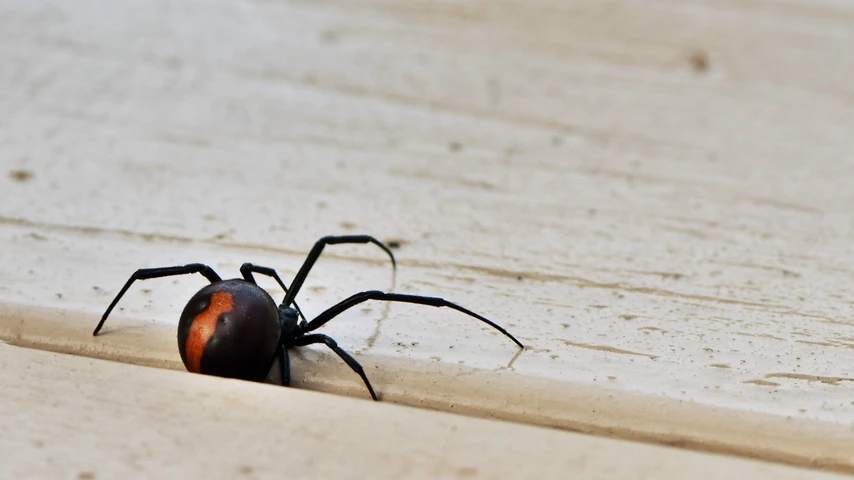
[185,291,235,373]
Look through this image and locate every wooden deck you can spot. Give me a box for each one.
[3,0,854,477]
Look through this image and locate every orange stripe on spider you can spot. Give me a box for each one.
[185,291,234,373]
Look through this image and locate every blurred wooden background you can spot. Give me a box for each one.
[2,0,854,477]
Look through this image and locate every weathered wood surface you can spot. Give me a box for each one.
[2,343,849,480]
[2,0,854,473]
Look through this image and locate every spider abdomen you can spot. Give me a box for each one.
[177,279,281,382]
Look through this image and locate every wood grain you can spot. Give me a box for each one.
[2,342,849,480]
[2,0,854,473]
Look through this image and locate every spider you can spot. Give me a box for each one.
[92,235,524,400]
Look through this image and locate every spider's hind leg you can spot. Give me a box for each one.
[279,344,291,387]
[93,264,222,336]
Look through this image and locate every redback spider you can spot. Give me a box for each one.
[92,235,524,400]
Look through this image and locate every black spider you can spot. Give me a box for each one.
[93,235,524,400]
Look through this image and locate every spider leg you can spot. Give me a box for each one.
[279,343,291,387]
[92,264,222,336]
[240,263,307,322]
[293,333,378,401]
[303,291,524,349]
[283,235,396,308]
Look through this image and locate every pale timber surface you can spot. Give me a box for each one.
[2,0,854,474]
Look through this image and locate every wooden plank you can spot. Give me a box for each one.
[2,0,854,473]
[0,342,848,480]
[4,262,854,474]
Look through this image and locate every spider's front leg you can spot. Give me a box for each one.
[293,333,378,401]
[283,235,397,308]
[303,291,524,349]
